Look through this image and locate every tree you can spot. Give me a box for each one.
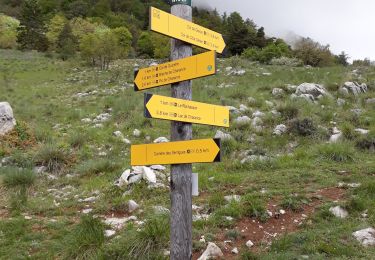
[46,14,67,50]
[80,29,122,70]
[225,12,256,55]
[112,26,132,58]
[335,51,349,66]
[255,27,267,48]
[70,17,97,42]
[17,0,48,51]
[294,37,335,67]
[0,14,20,49]
[152,33,169,59]
[137,31,154,57]
[65,0,90,19]
[56,23,77,60]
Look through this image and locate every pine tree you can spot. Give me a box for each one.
[17,0,48,51]
[56,23,77,60]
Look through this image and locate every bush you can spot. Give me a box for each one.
[241,194,267,221]
[63,215,105,259]
[75,159,119,176]
[317,142,356,162]
[356,135,375,151]
[293,37,335,67]
[2,167,35,189]
[34,144,70,173]
[278,103,299,120]
[290,118,316,136]
[269,57,302,66]
[105,214,169,259]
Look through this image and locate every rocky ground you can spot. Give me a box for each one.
[0,49,375,259]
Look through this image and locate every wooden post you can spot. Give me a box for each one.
[170,4,193,260]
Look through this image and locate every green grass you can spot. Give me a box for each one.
[1,49,375,259]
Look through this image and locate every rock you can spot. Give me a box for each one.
[338,87,349,96]
[224,195,241,202]
[128,174,143,184]
[234,116,251,125]
[352,228,375,246]
[104,230,116,237]
[133,129,141,137]
[355,128,369,135]
[116,169,131,187]
[265,100,274,107]
[34,166,47,175]
[239,104,249,112]
[81,118,92,123]
[338,182,361,188]
[228,69,246,76]
[296,83,329,98]
[252,110,265,118]
[231,247,239,254]
[272,88,285,97]
[82,208,93,214]
[273,124,287,136]
[215,130,233,141]
[79,196,96,203]
[366,98,375,104]
[341,82,368,95]
[122,138,131,144]
[128,200,139,212]
[154,137,169,143]
[225,66,233,72]
[198,242,224,260]
[149,62,158,66]
[93,113,111,123]
[113,131,124,138]
[350,109,362,116]
[246,240,254,248]
[150,165,166,171]
[104,216,137,229]
[0,102,16,135]
[142,166,157,184]
[286,85,297,92]
[329,127,342,143]
[252,117,263,131]
[337,98,346,106]
[329,206,348,218]
[226,106,239,114]
[241,155,269,164]
[153,206,170,214]
[280,209,286,215]
[262,72,272,76]
[293,83,330,101]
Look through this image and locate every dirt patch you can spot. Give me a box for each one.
[193,187,346,260]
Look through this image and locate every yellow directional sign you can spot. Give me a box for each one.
[150,7,226,53]
[134,51,216,91]
[144,93,229,127]
[131,139,221,166]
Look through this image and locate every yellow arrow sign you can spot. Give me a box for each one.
[150,7,226,53]
[131,139,221,166]
[134,51,216,91]
[145,93,229,127]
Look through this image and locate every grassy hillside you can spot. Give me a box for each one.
[0,49,375,259]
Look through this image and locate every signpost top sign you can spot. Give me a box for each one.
[168,0,191,6]
[150,7,226,53]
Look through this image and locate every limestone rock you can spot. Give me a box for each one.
[198,242,224,260]
[246,240,254,248]
[142,166,157,184]
[352,228,375,246]
[128,200,139,212]
[215,130,233,141]
[329,206,348,218]
[234,116,251,125]
[341,82,367,95]
[272,88,285,97]
[153,137,169,143]
[0,102,16,136]
[273,124,287,136]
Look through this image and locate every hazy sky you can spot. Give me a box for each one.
[193,0,375,60]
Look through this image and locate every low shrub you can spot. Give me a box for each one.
[290,118,316,136]
[316,142,355,162]
[34,144,71,173]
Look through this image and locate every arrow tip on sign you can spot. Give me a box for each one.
[213,138,221,162]
[134,69,140,91]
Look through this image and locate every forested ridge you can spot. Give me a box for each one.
[0,0,362,67]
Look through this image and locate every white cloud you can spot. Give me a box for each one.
[193,0,375,60]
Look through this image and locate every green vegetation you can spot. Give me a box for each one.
[0,45,374,258]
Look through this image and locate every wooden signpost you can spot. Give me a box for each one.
[134,51,216,91]
[144,93,229,127]
[132,3,227,259]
